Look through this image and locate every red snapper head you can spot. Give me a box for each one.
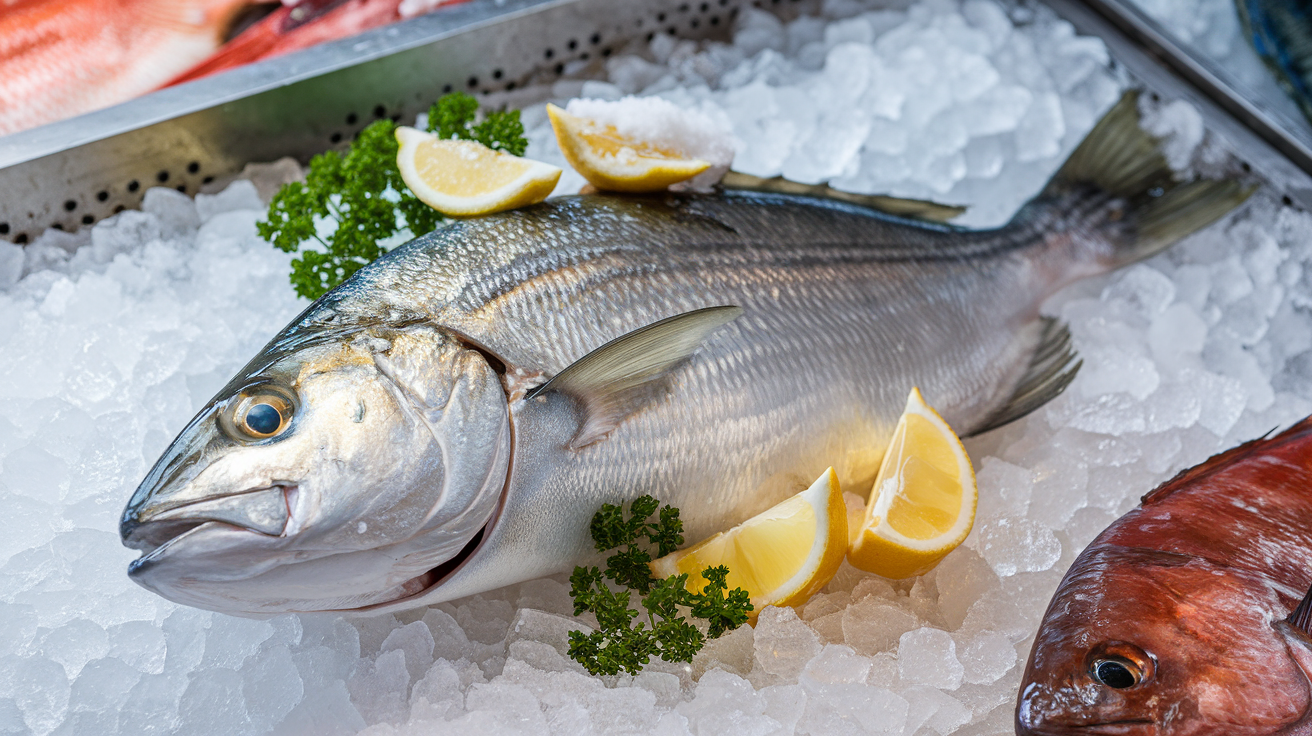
[1017,546,1312,735]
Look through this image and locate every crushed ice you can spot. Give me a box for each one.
[2,0,1309,734]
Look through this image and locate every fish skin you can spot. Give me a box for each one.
[1017,417,1312,735]
[0,0,255,136]
[120,186,1129,615]
[164,0,467,86]
[1236,0,1312,124]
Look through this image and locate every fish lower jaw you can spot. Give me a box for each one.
[336,524,488,615]
[1017,717,1157,735]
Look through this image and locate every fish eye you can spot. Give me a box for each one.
[1091,657,1140,689]
[219,385,297,442]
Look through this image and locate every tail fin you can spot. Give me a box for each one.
[1023,90,1254,268]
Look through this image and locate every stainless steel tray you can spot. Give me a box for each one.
[1,0,1309,246]
[0,0,759,244]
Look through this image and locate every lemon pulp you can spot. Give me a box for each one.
[847,387,977,579]
[395,127,560,216]
[651,468,847,614]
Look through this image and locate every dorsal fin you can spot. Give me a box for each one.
[1142,416,1312,505]
[719,171,967,223]
[526,306,742,449]
[964,318,1081,438]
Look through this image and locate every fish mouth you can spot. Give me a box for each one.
[123,484,295,553]
[1019,719,1156,735]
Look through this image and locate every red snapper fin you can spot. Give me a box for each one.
[525,306,742,450]
[1290,585,1312,637]
[1142,415,1312,505]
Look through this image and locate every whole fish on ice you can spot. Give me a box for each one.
[1017,415,1312,735]
[118,93,1250,615]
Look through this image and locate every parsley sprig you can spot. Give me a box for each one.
[257,93,527,300]
[568,496,753,676]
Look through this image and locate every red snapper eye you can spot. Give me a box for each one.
[1085,642,1153,690]
[1092,658,1139,688]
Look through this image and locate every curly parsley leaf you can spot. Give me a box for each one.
[258,92,527,300]
[568,496,753,677]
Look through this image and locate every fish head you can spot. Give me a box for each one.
[1017,546,1312,735]
[120,323,511,615]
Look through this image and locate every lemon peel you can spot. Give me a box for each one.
[847,387,978,579]
[395,126,560,216]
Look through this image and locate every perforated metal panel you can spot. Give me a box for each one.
[0,0,796,244]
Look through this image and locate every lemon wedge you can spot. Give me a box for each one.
[395,127,561,216]
[847,387,977,579]
[546,104,711,192]
[651,468,847,615]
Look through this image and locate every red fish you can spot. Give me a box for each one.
[0,0,257,136]
[164,0,466,86]
[1017,416,1312,735]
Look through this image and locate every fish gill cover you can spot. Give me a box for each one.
[0,0,1305,734]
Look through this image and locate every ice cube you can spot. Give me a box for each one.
[842,597,922,655]
[141,189,200,240]
[975,517,1062,577]
[799,644,871,685]
[194,181,264,223]
[897,627,964,690]
[752,607,821,680]
[347,648,410,725]
[797,681,908,735]
[692,619,755,678]
[957,630,1017,685]
[380,622,435,685]
[241,644,303,733]
[176,668,250,736]
[677,668,776,734]
[40,619,108,680]
[463,683,546,729]
[933,548,1001,630]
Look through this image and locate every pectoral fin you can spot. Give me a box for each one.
[526,305,743,448]
[1289,583,1312,637]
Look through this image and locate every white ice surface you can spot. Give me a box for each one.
[2,1,1311,734]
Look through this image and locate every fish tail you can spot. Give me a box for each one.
[1015,90,1253,273]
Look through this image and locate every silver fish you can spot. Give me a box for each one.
[119,93,1249,615]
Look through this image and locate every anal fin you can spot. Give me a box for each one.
[965,318,1081,438]
[526,306,743,449]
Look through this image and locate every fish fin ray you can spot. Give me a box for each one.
[1024,90,1254,268]
[1290,584,1312,637]
[719,171,967,223]
[1142,415,1312,504]
[964,318,1080,437]
[526,306,743,449]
